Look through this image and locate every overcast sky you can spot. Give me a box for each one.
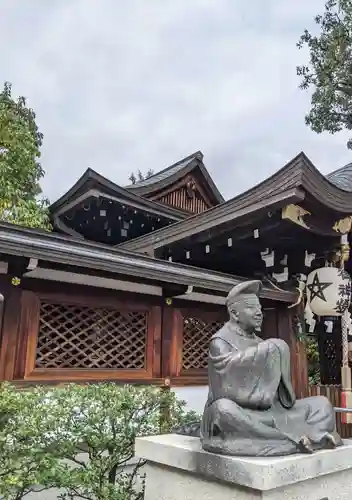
[1,0,351,202]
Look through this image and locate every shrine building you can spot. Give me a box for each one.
[0,150,351,401]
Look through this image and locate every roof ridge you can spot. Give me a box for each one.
[326,162,352,178]
[126,150,203,188]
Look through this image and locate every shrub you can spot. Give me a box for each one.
[0,383,200,500]
[0,384,61,499]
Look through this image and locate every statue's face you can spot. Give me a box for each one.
[231,295,263,331]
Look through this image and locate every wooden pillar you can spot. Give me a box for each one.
[0,285,23,381]
[261,307,277,340]
[160,302,183,383]
[276,303,309,398]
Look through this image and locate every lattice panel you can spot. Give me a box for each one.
[35,301,148,369]
[182,316,224,370]
[320,336,341,384]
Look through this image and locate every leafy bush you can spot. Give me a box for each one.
[0,383,200,500]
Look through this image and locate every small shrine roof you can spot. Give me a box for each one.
[50,167,188,222]
[126,154,198,189]
[125,151,224,204]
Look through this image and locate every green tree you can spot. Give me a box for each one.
[0,384,61,500]
[297,0,352,148]
[0,82,51,229]
[0,383,199,500]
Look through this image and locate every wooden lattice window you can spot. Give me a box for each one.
[182,315,224,371]
[35,301,148,370]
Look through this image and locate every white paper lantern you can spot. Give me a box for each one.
[306,267,352,317]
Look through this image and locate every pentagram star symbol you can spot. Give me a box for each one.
[307,273,333,302]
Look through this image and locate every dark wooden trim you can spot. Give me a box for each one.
[10,377,208,388]
[171,375,208,386]
[160,305,173,380]
[149,306,162,378]
[0,287,22,380]
[261,307,278,340]
[170,310,184,378]
[276,304,308,398]
[21,277,162,306]
[14,291,40,379]
[24,368,155,381]
[20,289,162,383]
[36,290,155,311]
[0,290,5,363]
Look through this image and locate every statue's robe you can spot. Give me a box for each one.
[200,322,340,456]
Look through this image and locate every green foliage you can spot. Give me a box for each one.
[306,337,321,384]
[0,384,60,500]
[292,315,320,384]
[0,383,199,500]
[0,82,51,229]
[297,0,352,148]
[128,169,154,185]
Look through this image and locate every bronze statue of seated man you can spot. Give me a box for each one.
[177,280,342,457]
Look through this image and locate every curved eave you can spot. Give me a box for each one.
[116,151,352,252]
[50,168,189,221]
[301,154,352,212]
[127,155,225,205]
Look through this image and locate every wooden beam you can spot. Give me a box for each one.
[276,304,308,398]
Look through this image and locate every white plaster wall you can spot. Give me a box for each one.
[172,385,208,414]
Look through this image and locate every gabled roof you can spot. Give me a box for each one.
[327,162,352,191]
[125,151,224,205]
[50,168,188,221]
[117,151,352,253]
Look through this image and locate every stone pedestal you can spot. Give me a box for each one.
[135,434,352,500]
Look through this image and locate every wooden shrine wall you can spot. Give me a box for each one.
[149,175,213,214]
[152,186,210,214]
[0,277,307,391]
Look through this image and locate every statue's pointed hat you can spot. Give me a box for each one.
[226,280,262,308]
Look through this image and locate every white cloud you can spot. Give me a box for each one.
[1,0,351,202]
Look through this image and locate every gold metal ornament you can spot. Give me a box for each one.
[282,204,310,229]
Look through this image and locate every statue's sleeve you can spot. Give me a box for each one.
[209,338,283,410]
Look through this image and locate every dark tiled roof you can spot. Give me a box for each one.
[126,154,199,189]
[125,150,224,204]
[327,162,352,192]
[117,151,352,253]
